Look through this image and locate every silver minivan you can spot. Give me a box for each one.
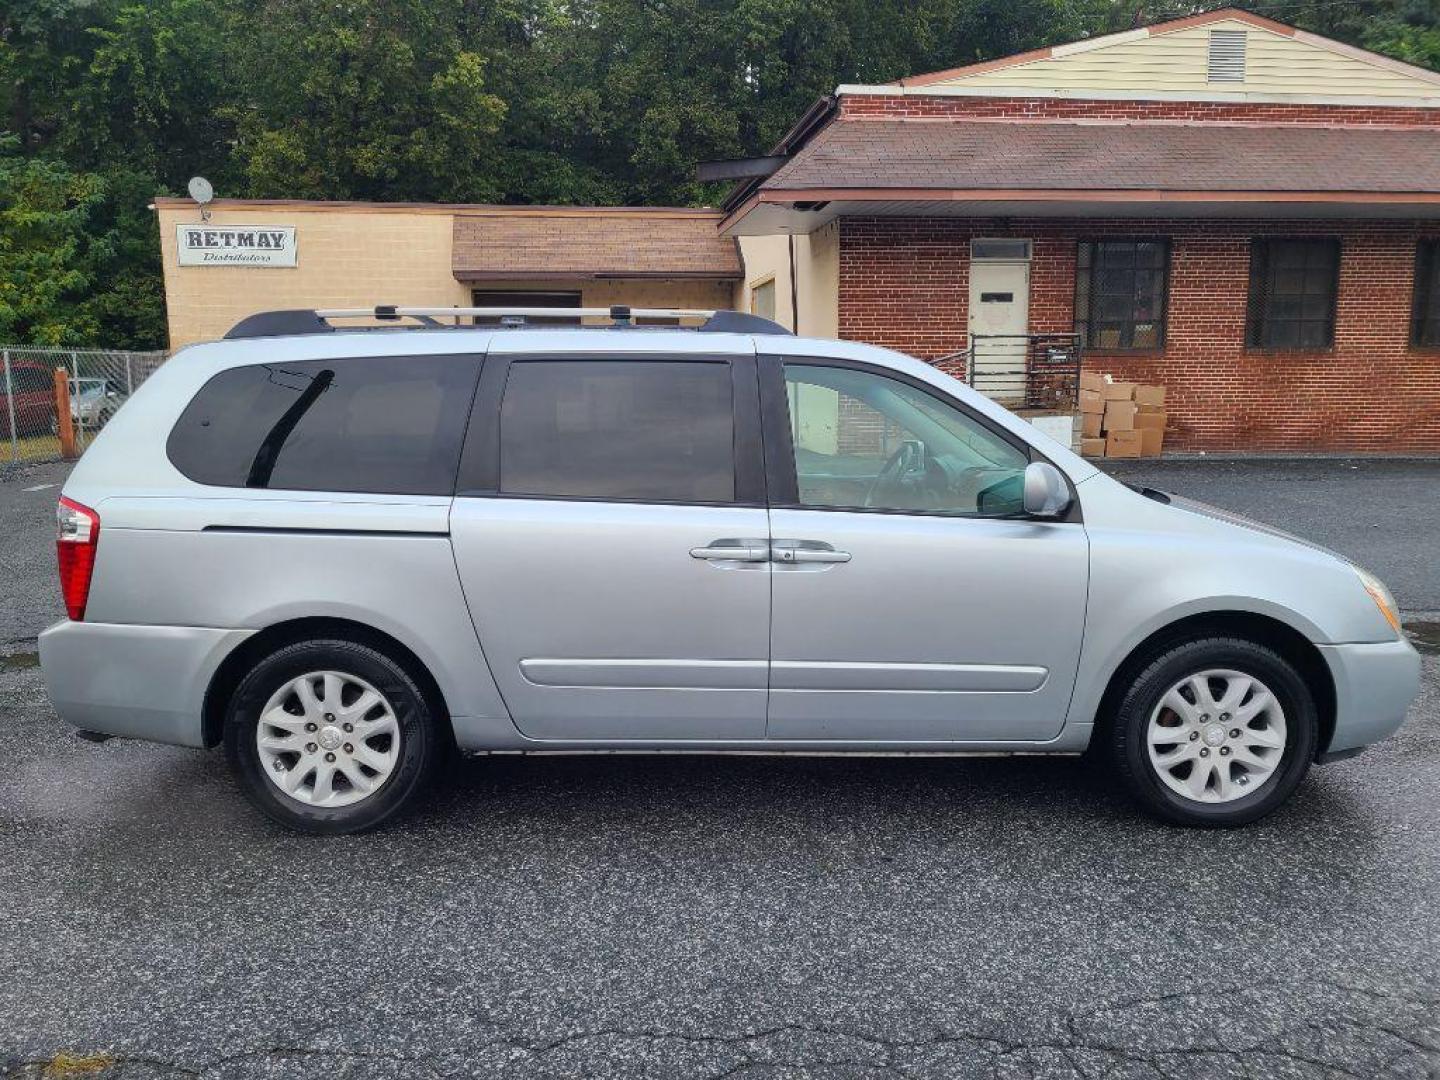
[40,306,1420,832]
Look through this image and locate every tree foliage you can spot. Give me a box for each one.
[1,0,1438,346]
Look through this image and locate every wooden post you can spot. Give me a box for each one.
[53,368,77,459]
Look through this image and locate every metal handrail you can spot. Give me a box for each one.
[945,332,1083,409]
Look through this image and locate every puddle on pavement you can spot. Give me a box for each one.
[0,651,40,671]
[1405,621,1440,656]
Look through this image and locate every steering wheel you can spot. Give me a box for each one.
[863,441,923,507]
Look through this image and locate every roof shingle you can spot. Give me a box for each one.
[452,210,742,280]
[762,119,1440,195]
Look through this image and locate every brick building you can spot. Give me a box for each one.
[725,9,1440,453]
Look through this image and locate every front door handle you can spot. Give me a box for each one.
[771,540,852,564]
[691,539,771,562]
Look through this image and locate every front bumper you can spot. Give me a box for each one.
[1317,637,1422,755]
[38,620,253,748]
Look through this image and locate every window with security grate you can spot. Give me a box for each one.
[1411,239,1440,347]
[1208,29,1247,82]
[1246,239,1340,349]
[1075,239,1170,352]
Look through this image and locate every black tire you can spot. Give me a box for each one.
[1106,636,1317,827]
[223,638,443,834]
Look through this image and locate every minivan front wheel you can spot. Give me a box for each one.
[1108,637,1318,827]
[224,639,442,833]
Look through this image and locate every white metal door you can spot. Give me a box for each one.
[968,244,1031,404]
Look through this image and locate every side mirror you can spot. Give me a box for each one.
[1022,461,1072,519]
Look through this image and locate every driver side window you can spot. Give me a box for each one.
[783,364,1029,516]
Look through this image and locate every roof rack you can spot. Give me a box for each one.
[223,305,792,340]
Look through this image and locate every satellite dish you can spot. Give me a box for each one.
[187,176,214,205]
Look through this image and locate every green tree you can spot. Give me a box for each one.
[232,0,507,201]
[66,0,236,188]
[1,0,106,154]
[1364,0,1440,71]
[0,144,165,347]
[0,143,105,344]
[3,0,1440,348]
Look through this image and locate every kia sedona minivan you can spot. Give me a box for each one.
[40,305,1420,833]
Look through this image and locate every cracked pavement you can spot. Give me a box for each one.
[2,458,1439,1078]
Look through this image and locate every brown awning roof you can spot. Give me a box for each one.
[761,119,1440,195]
[452,209,742,281]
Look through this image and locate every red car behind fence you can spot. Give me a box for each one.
[0,360,60,439]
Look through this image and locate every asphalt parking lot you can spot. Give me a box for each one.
[2,457,1438,1078]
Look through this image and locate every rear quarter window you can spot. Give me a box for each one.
[167,354,482,495]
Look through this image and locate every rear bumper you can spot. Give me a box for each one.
[1317,637,1422,754]
[38,620,252,748]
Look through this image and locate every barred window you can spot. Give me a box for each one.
[1075,240,1169,351]
[1412,239,1440,347]
[1246,239,1340,349]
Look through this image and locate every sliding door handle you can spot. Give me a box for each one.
[787,549,851,563]
[778,548,851,564]
[772,540,852,564]
[691,540,771,562]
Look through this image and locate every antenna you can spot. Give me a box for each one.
[187,176,214,222]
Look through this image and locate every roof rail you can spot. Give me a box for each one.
[694,310,792,335]
[224,309,335,339]
[223,305,793,340]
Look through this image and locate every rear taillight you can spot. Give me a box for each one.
[56,496,100,621]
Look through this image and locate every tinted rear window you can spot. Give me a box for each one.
[167,354,481,495]
[498,360,735,502]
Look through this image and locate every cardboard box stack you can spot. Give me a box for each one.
[1078,372,1167,458]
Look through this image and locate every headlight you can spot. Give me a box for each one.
[1356,566,1402,636]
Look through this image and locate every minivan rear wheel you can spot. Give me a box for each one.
[1107,636,1318,827]
[224,639,442,833]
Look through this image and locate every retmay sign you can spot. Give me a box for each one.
[175,224,297,267]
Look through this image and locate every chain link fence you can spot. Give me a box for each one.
[2,346,170,464]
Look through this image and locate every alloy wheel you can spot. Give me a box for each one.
[1146,668,1288,804]
[255,670,401,808]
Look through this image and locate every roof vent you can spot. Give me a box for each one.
[1208,29,1246,83]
